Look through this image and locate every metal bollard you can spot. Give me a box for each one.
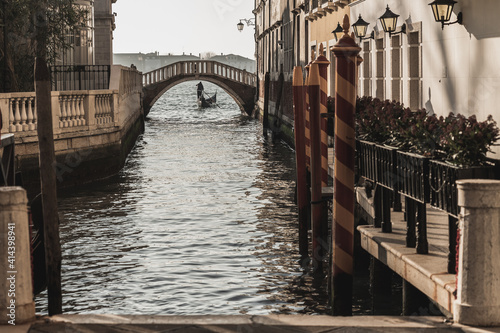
[0,187,35,325]
[455,180,500,326]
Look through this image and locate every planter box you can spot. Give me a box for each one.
[396,151,430,203]
[429,160,496,216]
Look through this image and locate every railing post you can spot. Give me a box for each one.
[51,92,61,134]
[0,95,10,132]
[0,187,36,325]
[87,92,97,128]
[416,202,428,254]
[112,91,119,126]
[454,180,500,326]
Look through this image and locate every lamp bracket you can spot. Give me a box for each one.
[389,23,406,37]
[239,18,255,26]
[441,12,463,30]
[359,31,375,42]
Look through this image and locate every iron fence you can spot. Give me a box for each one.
[50,65,111,91]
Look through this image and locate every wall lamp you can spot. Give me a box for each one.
[237,18,255,32]
[332,22,344,41]
[429,0,463,30]
[379,5,406,36]
[351,15,374,42]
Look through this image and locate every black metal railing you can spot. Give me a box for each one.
[50,65,111,91]
[356,139,500,274]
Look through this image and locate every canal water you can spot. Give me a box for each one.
[36,81,335,315]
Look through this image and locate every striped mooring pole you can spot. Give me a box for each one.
[330,15,361,316]
[308,62,324,274]
[304,51,315,172]
[292,66,309,257]
[314,44,330,189]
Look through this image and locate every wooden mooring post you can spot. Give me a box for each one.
[293,67,309,257]
[308,63,324,275]
[36,56,63,315]
[330,15,361,316]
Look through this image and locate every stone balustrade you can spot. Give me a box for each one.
[0,90,118,137]
[0,65,144,193]
[0,65,143,140]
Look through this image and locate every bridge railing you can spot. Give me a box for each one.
[142,60,257,88]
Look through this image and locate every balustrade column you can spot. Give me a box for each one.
[14,98,21,132]
[8,99,15,133]
[26,98,34,131]
[59,96,67,128]
[454,180,500,326]
[21,98,28,131]
[0,187,36,324]
[31,98,37,131]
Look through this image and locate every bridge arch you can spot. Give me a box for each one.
[142,61,257,116]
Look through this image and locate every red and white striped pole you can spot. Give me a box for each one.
[304,51,315,172]
[330,15,361,316]
[314,44,330,189]
[293,66,308,257]
[308,62,324,274]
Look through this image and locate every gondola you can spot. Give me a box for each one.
[197,92,217,108]
[196,81,217,108]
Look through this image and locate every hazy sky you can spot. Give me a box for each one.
[113,0,256,59]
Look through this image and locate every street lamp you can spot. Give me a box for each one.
[379,5,406,36]
[237,18,255,32]
[351,15,374,42]
[429,0,463,30]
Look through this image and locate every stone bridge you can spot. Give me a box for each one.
[142,60,257,116]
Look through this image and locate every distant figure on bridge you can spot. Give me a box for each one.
[196,82,204,98]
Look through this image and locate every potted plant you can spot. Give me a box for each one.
[430,113,500,215]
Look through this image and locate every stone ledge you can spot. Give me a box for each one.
[4,314,497,333]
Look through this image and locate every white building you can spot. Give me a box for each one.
[351,0,500,139]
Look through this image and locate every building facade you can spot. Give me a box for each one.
[254,0,353,145]
[94,0,117,65]
[350,0,500,156]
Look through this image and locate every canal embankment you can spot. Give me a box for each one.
[0,65,144,198]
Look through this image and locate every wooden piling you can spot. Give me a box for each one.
[308,63,324,275]
[330,15,361,316]
[304,52,315,172]
[314,45,330,189]
[35,56,63,315]
[293,67,308,257]
[263,72,270,138]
